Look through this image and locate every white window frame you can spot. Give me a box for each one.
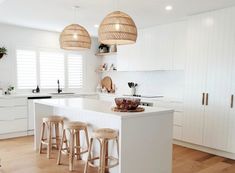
[15,46,86,92]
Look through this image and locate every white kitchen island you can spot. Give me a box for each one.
[34,98,174,173]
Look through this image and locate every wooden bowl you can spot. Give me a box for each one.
[114,98,141,110]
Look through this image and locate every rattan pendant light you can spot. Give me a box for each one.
[98,11,137,45]
[60,6,91,50]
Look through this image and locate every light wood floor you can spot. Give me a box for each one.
[0,136,235,173]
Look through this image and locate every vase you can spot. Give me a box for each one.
[0,53,4,59]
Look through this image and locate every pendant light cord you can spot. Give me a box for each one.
[114,0,118,11]
[73,6,79,24]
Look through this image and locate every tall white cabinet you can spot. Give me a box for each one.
[183,7,235,152]
[228,43,235,153]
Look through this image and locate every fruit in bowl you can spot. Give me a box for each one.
[114,98,141,110]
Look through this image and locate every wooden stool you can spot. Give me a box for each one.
[84,128,119,173]
[39,115,64,159]
[57,121,89,171]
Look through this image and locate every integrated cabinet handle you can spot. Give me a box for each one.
[202,93,205,105]
[205,93,209,106]
[231,95,234,108]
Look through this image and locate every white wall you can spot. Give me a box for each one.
[0,23,100,92]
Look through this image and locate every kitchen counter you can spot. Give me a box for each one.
[34,98,173,119]
[0,92,98,98]
[34,98,174,173]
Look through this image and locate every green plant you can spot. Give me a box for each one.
[0,47,7,55]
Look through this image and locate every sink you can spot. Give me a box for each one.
[50,92,75,95]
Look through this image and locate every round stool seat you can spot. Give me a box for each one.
[93,128,118,139]
[65,121,87,130]
[43,115,64,123]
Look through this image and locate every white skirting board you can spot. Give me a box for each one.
[0,131,28,140]
[174,140,235,160]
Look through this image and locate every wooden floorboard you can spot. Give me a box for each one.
[0,136,234,173]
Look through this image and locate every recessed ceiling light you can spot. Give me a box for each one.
[94,24,99,28]
[165,5,173,11]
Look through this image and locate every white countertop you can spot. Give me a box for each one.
[34,98,173,119]
[0,92,98,99]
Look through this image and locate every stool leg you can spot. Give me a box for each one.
[47,122,52,159]
[84,128,90,152]
[57,129,65,165]
[116,138,119,161]
[100,139,107,173]
[76,130,81,160]
[84,138,93,173]
[69,130,75,171]
[39,122,45,154]
[105,140,109,173]
[55,123,60,149]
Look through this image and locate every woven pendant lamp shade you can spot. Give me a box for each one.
[99,11,137,45]
[60,24,91,50]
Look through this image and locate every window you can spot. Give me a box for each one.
[16,49,84,90]
[39,52,65,89]
[16,50,37,89]
[68,54,83,88]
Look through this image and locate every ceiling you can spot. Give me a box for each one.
[0,0,235,36]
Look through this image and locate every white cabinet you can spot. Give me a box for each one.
[172,21,187,70]
[117,21,187,71]
[203,9,235,151]
[154,100,184,140]
[183,8,235,151]
[117,30,144,71]
[228,37,235,153]
[0,97,28,139]
[143,24,174,70]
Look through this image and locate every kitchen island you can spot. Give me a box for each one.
[34,98,174,173]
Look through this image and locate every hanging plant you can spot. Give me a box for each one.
[0,47,7,59]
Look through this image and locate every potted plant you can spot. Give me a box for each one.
[98,44,109,53]
[0,47,7,59]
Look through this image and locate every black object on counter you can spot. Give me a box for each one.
[32,85,40,93]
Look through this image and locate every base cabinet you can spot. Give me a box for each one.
[0,98,28,139]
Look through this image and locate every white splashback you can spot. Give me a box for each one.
[101,70,185,100]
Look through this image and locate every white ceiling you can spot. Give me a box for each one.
[0,0,235,36]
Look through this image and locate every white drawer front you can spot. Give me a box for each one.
[0,118,27,134]
[173,125,182,140]
[154,101,184,112]
[0,98,27,107]
[13,98,27,106]
[0,99,13,107]
[0,107,27,120]
[173,112,183,126]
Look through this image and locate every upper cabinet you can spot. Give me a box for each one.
[117,21,187,71]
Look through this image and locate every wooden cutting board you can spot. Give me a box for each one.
[112,107,145,112]
[101,76,112,92]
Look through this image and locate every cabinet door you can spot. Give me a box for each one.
[228,47,235,153]
[203,9,235,151]
[117,30,143,71]
[183,14,209,145]
[172,21,187,70]
[144,24,174,70]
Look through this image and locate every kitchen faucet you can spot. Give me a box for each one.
[57,80,62,93]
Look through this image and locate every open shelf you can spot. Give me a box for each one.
[95,52,117,57]
[96,69,117,73]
